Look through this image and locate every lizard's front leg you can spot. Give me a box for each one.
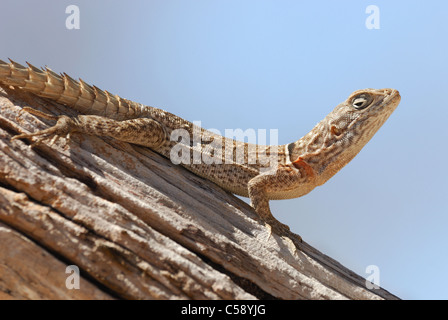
[248,162,315,240]
[12,107,167,148]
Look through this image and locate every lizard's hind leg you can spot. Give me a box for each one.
[12,107,77,146]
[12,107,168,148]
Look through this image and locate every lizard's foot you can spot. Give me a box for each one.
[266,218,290,235]
[265,221,301,256]
[266,219,302,242]
[12,107,75,146]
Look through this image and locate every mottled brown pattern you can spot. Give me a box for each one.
[1,59,401,239]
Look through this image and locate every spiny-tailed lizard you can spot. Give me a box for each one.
[0,59,401,242]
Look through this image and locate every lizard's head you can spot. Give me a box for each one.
[303,88,401,184]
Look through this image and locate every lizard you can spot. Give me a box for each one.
[0,59,401,241]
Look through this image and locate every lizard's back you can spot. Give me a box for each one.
[0,59,287,197]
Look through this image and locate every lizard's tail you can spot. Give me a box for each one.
[0,59,144,119]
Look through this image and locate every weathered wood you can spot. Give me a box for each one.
[0,85,399,300]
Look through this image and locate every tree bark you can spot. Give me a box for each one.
[0,85,399,300]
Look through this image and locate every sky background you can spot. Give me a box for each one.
[1,0,447,299]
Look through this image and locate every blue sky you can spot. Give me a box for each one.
[1,0,447,299]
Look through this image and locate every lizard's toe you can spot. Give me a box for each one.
[12,112,76,146]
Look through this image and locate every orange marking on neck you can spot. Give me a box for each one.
[292,157,315,180]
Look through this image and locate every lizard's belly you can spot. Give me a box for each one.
[181,160,318,200]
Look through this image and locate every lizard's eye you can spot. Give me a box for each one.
[351,94,372,110]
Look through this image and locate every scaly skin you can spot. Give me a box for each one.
[0,59,401,239]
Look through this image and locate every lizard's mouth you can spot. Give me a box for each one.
[369,88,400,116]
[382,88,401,106]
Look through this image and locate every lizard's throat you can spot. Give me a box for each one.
[289,135,362,186]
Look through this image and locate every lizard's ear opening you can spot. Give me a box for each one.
[330,125,343,136]
[351,93,373,110]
